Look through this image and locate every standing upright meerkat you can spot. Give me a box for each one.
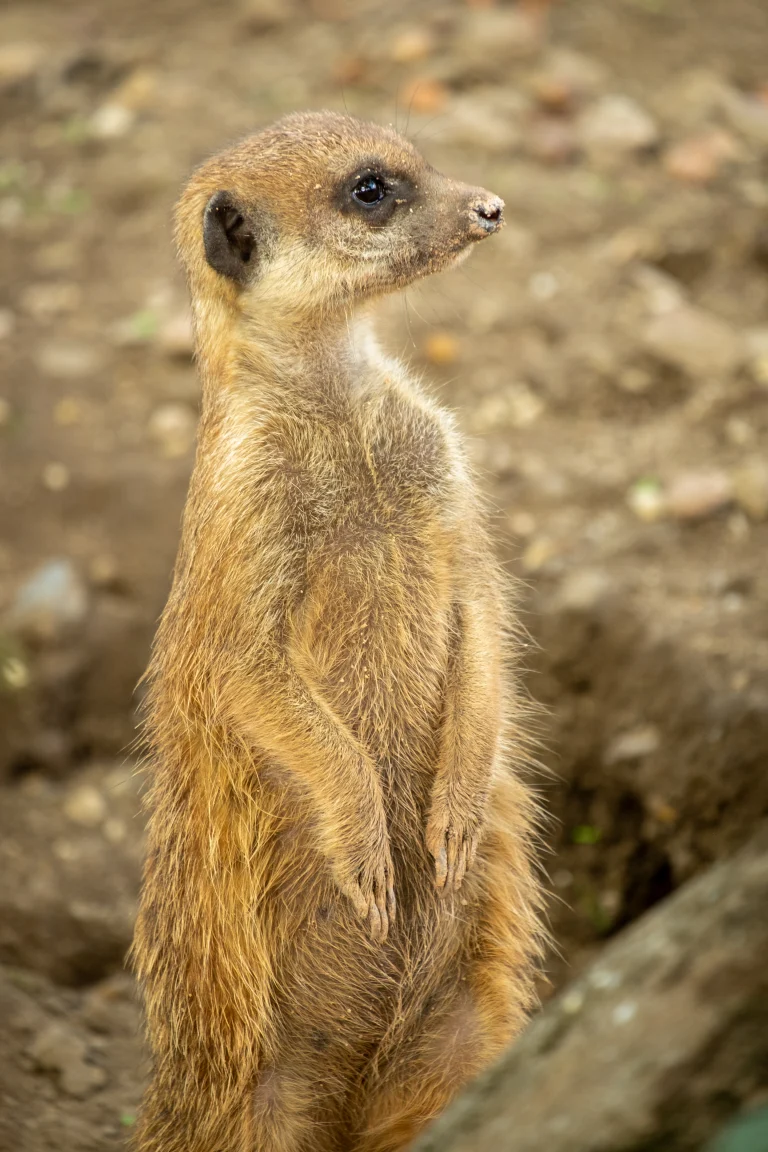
[132,111,544,1152]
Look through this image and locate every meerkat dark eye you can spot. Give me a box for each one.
[352,175,387,207]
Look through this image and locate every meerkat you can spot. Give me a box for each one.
[131,111,544,1152]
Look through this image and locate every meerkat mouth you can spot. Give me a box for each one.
[451,246,474,268]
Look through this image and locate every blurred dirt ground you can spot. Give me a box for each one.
[0,0,767,1148]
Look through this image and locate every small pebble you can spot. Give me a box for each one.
[508,387,544,427]
[521,536,558,572]
[148,403,197,459]
[88,553,120,588]
[646,795,678,825]
[35,241,79,274]
[459,8,544,64]
[399,79,447,115]
[239,0,295,31]
[633,264,685,317]
[529,271,559,301]
[604,725,660,765]
[8,558,89,640]
[390,27,434,64]
[90,68,157,139]
[525,116,578,165]
[590,968,621,991]
[612,1001,637,1026]
[555,568,611,612]
[52,839,80,862]
[721,86,768,147]
[731,460,768,520]
[64,785,107,828]
[509,510,536,538]
[528,72,573,113]
[749,355,768,388]
[423,332,459,365]
[663,129,739,184]
[332,55,366,86]
[643,306,744,378]
[628,478,665,522]
[53,397,82,426]
[666,470,732,520]
[745,329,768,388]
[20,282,81,318]
[36,341,103,379]
[0,42,43,88]
[158,311,194,359]
[90,104,135,140]
[617,367,653,394]
[28,1023,107,1099]
[724,416,753,447]
[578,95,659,157]
[42,462,71,491]
[2,655,30,690]
[446,95,523,154]
[103,818,127,844]
[0,308,16,340]
[561,988,585,1015]
[528,49,606,109]
[110,67,157,112]
[0,197,23,230]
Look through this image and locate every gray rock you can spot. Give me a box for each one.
[731,459,768,521]
[0,42,43,90]
[29,1022,107,1098]
[642,305,745,378]
[147,402,198,459]
[453,8,544,73]
[578,95,659,157]
[665,469,733,520]
[0,767,143,983]
[604,725,661,765]
[35,341,104,379]
[720,87,768,148]
[7,560,89,643]
[445,92,525,154]
[411,826,768,1152]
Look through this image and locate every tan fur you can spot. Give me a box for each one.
[131,111,545,1152]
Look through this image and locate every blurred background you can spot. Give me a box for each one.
[0,0,767,1148]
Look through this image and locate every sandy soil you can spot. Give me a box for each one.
[0,0,767,1147]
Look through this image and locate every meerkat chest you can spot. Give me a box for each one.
[263,391,455,535]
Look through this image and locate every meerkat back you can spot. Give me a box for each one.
[131,111,544,1152]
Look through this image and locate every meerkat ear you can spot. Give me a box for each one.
[203,190,256,284]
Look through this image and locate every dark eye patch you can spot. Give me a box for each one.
[336,162,417,225]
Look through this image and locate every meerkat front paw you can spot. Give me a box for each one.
[335,842,396,943]
[425,803,483,896]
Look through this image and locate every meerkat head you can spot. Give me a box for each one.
[176,111,504,324]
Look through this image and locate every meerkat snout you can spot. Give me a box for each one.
[468,194,505,237]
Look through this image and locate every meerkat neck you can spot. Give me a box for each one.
[192,298,382,410]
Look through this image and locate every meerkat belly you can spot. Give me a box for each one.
[300,520,452,769]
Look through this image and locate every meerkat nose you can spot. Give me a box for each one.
[469,195,505,237]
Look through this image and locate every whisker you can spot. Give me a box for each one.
[404,83,421,136]
[410,113,448,143]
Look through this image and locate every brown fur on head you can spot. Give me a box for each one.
[175,111,504,323]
